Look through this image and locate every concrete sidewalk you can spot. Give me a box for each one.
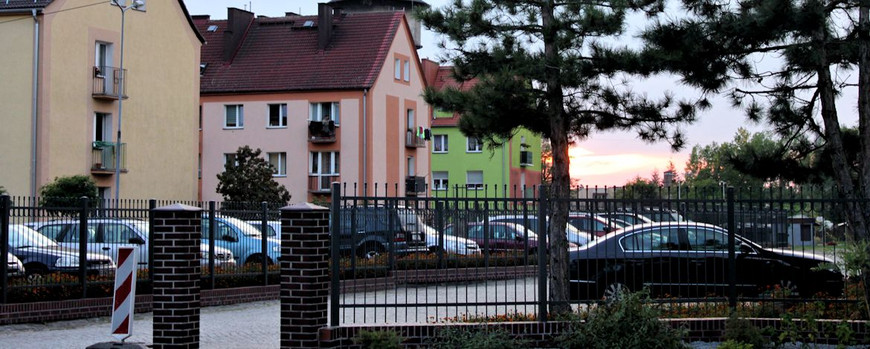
[0,300,280,349]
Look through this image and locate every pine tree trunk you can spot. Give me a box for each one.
[856,0,870,317]
[542,0,572,315]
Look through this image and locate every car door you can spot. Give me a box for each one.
[38,223,97,253]
[620,226,687,297]
[685,226,770,296]
[98,222,148,268]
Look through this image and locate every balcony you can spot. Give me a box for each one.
[405,129,425,148]
[308,120,336,143]
[405,176,426,196]
[308,175,339,193]
[91,141,126,175]
[92,66,127,100]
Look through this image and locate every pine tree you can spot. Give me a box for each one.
[417,0,703,313]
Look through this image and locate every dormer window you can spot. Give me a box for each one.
[207,25,218,32]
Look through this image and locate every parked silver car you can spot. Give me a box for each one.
[6,252,25,277]
[27,219,235,269]
[9,224,115,276]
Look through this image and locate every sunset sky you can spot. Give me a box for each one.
[184,0,786,187]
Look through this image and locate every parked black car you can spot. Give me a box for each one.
[444,222,541,254]
[337,206,429,258]
[8,224,115,276]
[568,222,844,300]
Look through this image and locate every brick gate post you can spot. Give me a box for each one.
[280,203,330,349]
[151,204,202,349]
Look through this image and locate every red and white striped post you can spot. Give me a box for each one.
[111,247,138,341]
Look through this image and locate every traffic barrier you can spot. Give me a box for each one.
[111,247,138,341]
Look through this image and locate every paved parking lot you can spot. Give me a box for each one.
[0,300,280,349]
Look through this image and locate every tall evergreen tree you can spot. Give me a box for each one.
[417,0,703,313]
[216,146,291,205]
[642,0,870,300]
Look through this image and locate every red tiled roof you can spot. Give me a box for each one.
[195,11,404,93]
[430,66,479,127]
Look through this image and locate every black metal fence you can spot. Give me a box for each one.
[0,196,281,304]
[331,184,867,324]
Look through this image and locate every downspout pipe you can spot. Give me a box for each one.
[362,88,368,192]
[30,9,40,198]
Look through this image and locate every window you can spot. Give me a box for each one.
[433,135,448,153]
[95,42,112,72]
[102,223,140,244]
[403,60,410,82]
[268,152,287,176]
[466,170,483,190]
[406,109,415,130]
[407,156,415,177]
[433,171,448,191]
[94,113,112,142]
[686,228,732,251]
[467,137,483,152]
[268,104,287,128]
[310,151,340,191]
[224,105,244,128]
[395,58,401,79]
[309,102,340,125]
[224,153,237,168]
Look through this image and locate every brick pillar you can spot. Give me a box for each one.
[280,203,330,349]
[151,204,202,349]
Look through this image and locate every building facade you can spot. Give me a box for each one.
[196,5,430,202]
[0,0,203,200]
[421,60,542,198]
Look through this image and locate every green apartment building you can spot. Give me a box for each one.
[422,60,542,198]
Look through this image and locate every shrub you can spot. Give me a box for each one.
[429,325,528,349]
[557,290,689,349]
[723,314,768,349]
[354,329,402,349]
[716,339,755,349]
[38,175,98,216]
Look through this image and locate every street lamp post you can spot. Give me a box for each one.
[111,0,143,204]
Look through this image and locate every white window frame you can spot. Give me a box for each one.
[403,60,410,82]
[432,134,448,153]
[94,112,112,142]
[433,171,448,191]
[395,58,402,80]
[466,137,483,153]
[310,151,340,191]
[223,153,238,168]
[268,152,287,177]
[267,103,287,128]
[407,156,415,177]
[309,102,340,126]
[406,109,415,130]
[224,104,244,129]
[466,170,484,190]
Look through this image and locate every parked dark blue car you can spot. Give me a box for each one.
[8,224,115,276]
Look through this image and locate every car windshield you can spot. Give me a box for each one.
[221,217,262,237]
[9,225,58,248]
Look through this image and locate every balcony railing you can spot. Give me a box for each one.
[91,141,126,174]
[405,130,425,148]
[92,66,127,100]
[308,120,336,143]
[308,175,339,193]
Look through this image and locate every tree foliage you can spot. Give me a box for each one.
[641,0,870,240]
[39,175,99,216]
[417,0,703,313]
[622,175,662,200]
[216,146,291,205]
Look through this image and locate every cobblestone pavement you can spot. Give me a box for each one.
[0,300,280,349]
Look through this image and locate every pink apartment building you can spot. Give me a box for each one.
[194,4,430,202]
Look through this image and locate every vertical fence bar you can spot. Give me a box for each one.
[261,201,268,286]
[208,201,216,290]
[537,185,548,322]
[435,201,445,269]
[330,182,341,327]
[1,195,9,304]
[148,199,156,282]
[78,196,89,299]
[726,187,737,310]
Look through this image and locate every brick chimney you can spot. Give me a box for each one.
[317,3,333,50]
[223,8,254,61]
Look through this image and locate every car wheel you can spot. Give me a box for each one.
[24,264,48,280]
[776,280,799,297]
[602,282,630,303]
[244,254,272,266]
[357,242,384,259]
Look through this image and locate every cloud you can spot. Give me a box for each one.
[568,145,687,186]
